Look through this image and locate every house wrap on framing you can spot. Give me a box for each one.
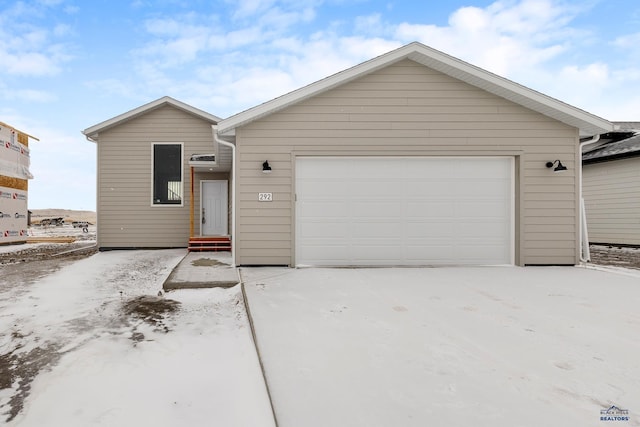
[0,121,38,245]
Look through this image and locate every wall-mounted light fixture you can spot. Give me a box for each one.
[546,159,567,173]
[262,160,272,174]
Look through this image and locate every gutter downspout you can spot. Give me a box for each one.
[212,125,236,267]
[84,133,99,248]
[578,134,600,263]
[190,166,195,239]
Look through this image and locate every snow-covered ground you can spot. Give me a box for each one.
[3,239,639,426]
[242,266,640,427]
[0,249,274,426]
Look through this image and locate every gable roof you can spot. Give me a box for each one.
[217,42,613,138]
[83,96,221,141]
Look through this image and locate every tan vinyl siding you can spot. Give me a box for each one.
[583,157,640,245]
[96,105,224,248]
[235,59,579,266]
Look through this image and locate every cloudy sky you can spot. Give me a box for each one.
[1,0,639,210]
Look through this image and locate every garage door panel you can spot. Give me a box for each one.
[297,180,346,196]
[455,158,509,177]
[404,181,452,197]
[462,180,511,198]
[353,222,402,238]
[298,222,350,238]
[298,201,349,217]
[351,244,403,260]
[404,160,450,178]
[455,201,509,218]
[296,157,513,266]
[404,245,455,261]
[343,159,387,176]
[405,222,456,237]
[298,246,350,264]
[406,201,455,218]
[457,244,509,262]
[351,201,401,217]
[456,222,510,238]
[350,180,399,196]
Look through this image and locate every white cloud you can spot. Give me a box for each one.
[603,97,640,121]
[53,23,73,37]
[3,52,63,76]
[0,2,74,77]
[37,0,64,6]
[228,0,277,19]
[394,0,581,76]
[613,32,640,48]
[258,5,316,28]
[4,88,57,103]
[84,78,138,99]
[219,27,265,48]
[560,62,610,86]
[144,14,204,37]
[353,13,387,36]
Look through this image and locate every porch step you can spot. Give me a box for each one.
[188,236,231,252]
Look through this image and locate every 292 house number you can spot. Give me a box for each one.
[258,192,273,202]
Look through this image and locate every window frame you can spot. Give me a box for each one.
[150,142,184,207]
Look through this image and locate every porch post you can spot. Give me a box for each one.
[190,165,194,238]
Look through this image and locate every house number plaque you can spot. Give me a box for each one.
[258,192,273,202]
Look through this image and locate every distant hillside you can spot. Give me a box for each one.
[31,209,97,224]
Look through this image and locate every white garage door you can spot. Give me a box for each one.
[295,157,513,266]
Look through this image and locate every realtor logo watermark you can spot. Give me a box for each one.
[600,405,629,422]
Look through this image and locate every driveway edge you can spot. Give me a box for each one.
[239,270,279,427]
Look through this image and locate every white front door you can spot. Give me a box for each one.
[201,180,228,236]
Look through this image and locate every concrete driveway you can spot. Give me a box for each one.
[241,266,640,427]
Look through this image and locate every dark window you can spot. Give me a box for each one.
[153,144,183,205]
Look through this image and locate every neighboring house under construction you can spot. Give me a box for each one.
[0,121,37,245]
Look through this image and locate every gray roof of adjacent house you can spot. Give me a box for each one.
[613,121,640,131]
[582,122,640,164]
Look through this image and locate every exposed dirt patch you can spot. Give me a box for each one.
[0,242,97,265]
[0,342,63,422]
[123,295,181,323]
[122,295,181,339]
